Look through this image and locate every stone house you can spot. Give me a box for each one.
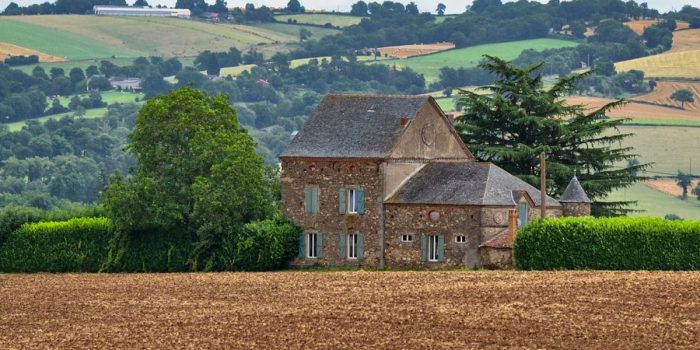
[280,94,590,269]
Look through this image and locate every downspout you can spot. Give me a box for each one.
[379,161,386,269]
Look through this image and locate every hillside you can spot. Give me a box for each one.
[0,15,340,61]
[606,182,700,219]
[634,81,700,112]
[565,96,700,124]
[274,14,363,27]
[375,39,579,83]
[614,28,700,78]
[624,19,689,35]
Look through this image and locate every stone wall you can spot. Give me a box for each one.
[562,202,591,217]
[479,248,513,269]
[384,204,481,269]
[281,158,384,268]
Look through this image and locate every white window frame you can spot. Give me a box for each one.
[401,234,413,243]
[347,188,358,214]
[347,233,358,259]
[306,233,318,258]
[455,235,467,244]
[428,235,439,262]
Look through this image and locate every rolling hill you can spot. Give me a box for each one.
[0,15,340,61]
[375,38,579,83]
[615,28,700,78]
[274,14,363,27]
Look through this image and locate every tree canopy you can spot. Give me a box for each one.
[455,56,647,216]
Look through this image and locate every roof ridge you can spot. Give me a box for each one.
[325,93,428,99]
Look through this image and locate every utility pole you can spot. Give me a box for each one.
[540,152,547,219]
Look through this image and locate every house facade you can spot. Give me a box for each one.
[280,94,590,269]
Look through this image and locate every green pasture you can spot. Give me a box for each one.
[5,107,109,132]
[375,38,579,82]
[605,183,700,219]
[274,14,364,27]
[433,15,457,24]
[250,22,340,40]
[616,125,700,175]
[51,91,143,108]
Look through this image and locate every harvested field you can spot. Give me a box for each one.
[565,96,700,122]
[625,19,689,35]
[0,42,65,62]
[1,271,699,349]
[616,49,700,78]
[642,178,700,198]
[671,28,700,52]
[377,42,455,59]
[634,80,700,112]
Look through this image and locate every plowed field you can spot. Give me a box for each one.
[1,271,699,349]
[635,81,700,112]
[378,42,455,58]
[565,96,700,122]
[625,19,689,35]
[643,178,700,198]
[670,29,700,53]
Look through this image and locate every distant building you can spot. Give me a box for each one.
[93,6,191,18]
[109,77,143,91]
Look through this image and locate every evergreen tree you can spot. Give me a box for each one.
[455,56,648,216]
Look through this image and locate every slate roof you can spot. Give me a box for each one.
[280,94,431,158]
[387,162,561,207]
[560,176,592,203]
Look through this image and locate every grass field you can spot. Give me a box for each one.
[219,55,383,77]
[5,108,108,132]
[616,125,700,175]
[606,182,700,219]
[274,14,363,27]
[375,39,579,82]
[616,49,700,78]
[433,15,457,24]
[0,15,339,62]
[1,272,698,348]
[51,90,143,109]
[634,80,700,112]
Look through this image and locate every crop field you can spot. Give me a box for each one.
[606,182,700,219]
[377,42,455,59]
[670,28,700,53]
[0,16,338,61]
[624,19,689,35]
[565,96,700,125]
[1,271,698,349]
[642,178,700,198]
[274,14,363,27]
[614,125,700,175]
[0,41,65,63]
[376,39,578,83]
[616,49,700,78]
[634,80,700,112]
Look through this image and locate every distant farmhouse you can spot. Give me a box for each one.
[280,94,591,269]
[93,6,190,18]
[109,77,142,91]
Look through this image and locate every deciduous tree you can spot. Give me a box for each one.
[671,89,694,109]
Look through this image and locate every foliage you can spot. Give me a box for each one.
[214,218,301,271]
[455,56,648,216]
[676,171,692,200]
[101,227,194,272]
[514,217,700,270]
[0,217,111,272]
[671,89,695,109]
[4,55,39,66]
[102,87,273,270]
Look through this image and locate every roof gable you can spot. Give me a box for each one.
[280,94,430,159]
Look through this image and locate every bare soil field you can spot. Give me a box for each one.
[643,178,700,198]
[671,28,700,53]
[635,80,700,112]
[1,271,699,349]
[565,96,700,122]
[0,41,65,62]
[625,19,690,35]
[378,42,455,58]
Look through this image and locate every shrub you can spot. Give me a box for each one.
[217,219,301,271]
[101,228,195,272]
[514,217,700,270]
[0,217,111,272]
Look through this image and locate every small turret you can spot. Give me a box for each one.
[560,175,592,217]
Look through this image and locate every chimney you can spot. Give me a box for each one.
[400,116,410,127]
[507,209,518,239]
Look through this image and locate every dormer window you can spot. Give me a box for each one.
[367,104,376,113]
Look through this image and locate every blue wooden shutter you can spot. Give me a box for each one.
[519,203,528,227]
[357,189,365,214]
[304,188,312,214]
[312,188,319,213]
[357,233,364,259]
[437,235,445,262]
[298,233,305,258]
[317,233,323,258]
[420,234,427,262]
[338,188,346,214]
[339,233,346,259]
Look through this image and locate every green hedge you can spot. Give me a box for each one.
[101,228,195,272]
[514,217,700,270]
[0,217,111,272]
[217,219,301,271]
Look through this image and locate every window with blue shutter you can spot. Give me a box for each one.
[437,235,445,262]
[357,234,364,259]
[518,202,528,227]
[421,234,427,262]
[305,187,319,214]
[298,233,305,258]
[356,189,365,214]
[316,233,323,258]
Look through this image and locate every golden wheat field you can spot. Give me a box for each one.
[670,29,700,53]
[634,80,700,112]
[616,49,700,78]
[1,271,699,349]
[0,41,65,62]
[565,96,700,122]
[624,19,689,35]
[377,42,455,58]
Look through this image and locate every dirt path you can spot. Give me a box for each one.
[1,271,698,349]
